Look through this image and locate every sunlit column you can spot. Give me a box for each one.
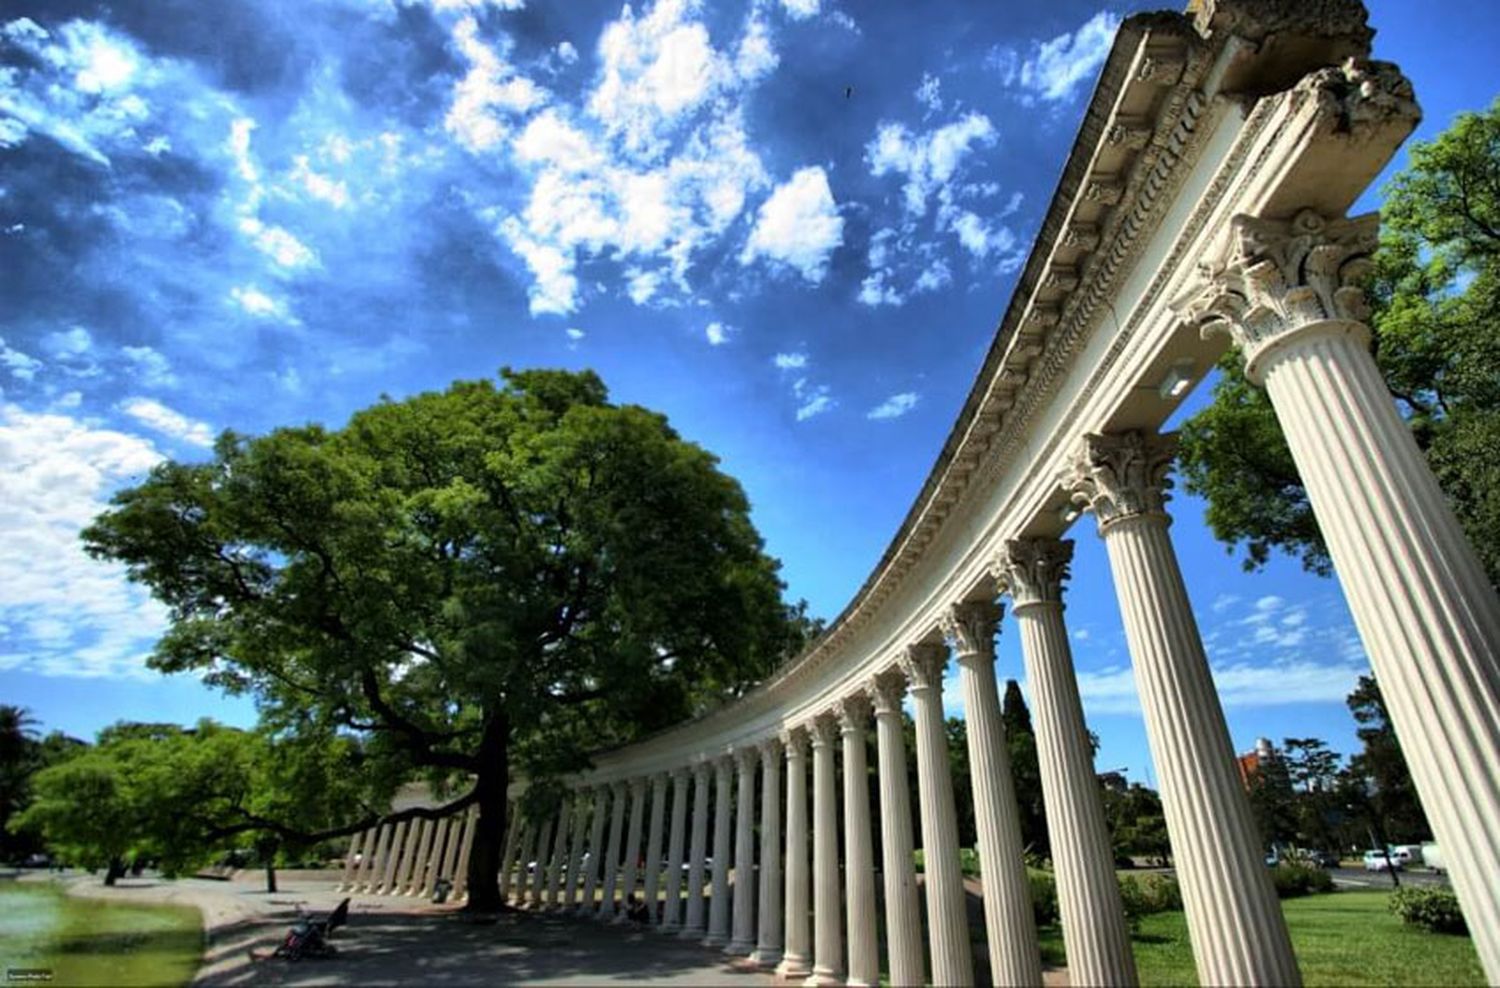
[1190,208,1500,982]
[356,824,386,892]
[662,768,691,930]
[775,727,812,981]
[419,816,450,898]
[838,693,879,987]
[705,755,734,946]
[1063,429,1298,985]
[870,669,924,987]
[807,712,843,986]
[727,747,759,955]
[995,538,1136,986]
[682,762,712,938]
[380,820,408,895]
[752,737,784,967]
[643,773,669,923]
[338,829,366,891]
[452,806,478,900]
[406,817,436,895]
[614,777,648,924]
[578,786,609,915]
[943,599,1042,986]
[440,812,464,888]
[600,781,628,919]
[565,791,591,909]
[901,641,973,987]
[391,819,419,896]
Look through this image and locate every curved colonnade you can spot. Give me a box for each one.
[342,3,1500,985]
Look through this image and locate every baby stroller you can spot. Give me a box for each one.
[274,897,349,960]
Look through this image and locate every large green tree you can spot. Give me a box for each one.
[1179,99,1500,585]
[82,369,802,909]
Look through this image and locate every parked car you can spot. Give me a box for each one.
[1310,850,1340,868]
[1421,842,1445,873]
[1363,849,1401,871]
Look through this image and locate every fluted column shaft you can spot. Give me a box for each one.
[683,764,712,937]
[663,770,690,930]
[1019,608,1135,983]
[871,671,924,987]
[839,697,879,987]
[1259,324,1500,979]
[580,786,610,914]
[498,807,523,900]
[753,739,784,967]
[565,794,591,908]
[643,774,669,922]
[706,756,734,945]
[776,730,812,979]
[357,824,386,891]
[440,814,464,887]
[392,820,419,895]
[530,817,554,907]
[902,644,973,987]
[727,750,758,954]
[616,779,648,921]
[339,829,365,891]
[808,714,843,985]
[945,601,1042,986]
[546,804,571,907]
[452,806,478,899]
[407,818,436,895]
[601,783,628,917]
[515,823,537,905]
[380,820,407,894]
[420,816,449,897]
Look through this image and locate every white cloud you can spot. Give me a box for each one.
[915,72,942,115]
[555,40,579,65]
[0,402,170,678]
[1016,11,1120,103]
[795,385,834,421]
[237,217,318,269]
[42,326,94,357]
[0,338,42,381]
[228,285,290,319]
[704,321,732,345]
[867,391,919,420]
[1076,658,1367,716]
[120,345,176,389]
[445,15,547,153]
[773,351,808,370]
[565,327,585,340]
[118,397,215,448]
[780,0,820,19]
[866,112,996,216]
[290,154,350,208]
[741,166,843,282]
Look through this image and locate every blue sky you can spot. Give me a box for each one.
[1,0,1497,786]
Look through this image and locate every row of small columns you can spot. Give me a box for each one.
[337,804,479,900]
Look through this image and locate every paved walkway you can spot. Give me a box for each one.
[50,871,773,986]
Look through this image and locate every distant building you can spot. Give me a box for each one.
[1236,737,1276,788]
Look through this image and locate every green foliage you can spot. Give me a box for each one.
[1002,679,1048,857]
[1179,99,1500,587]
[1028,868,1059,927]
[1270,861,1335,899]
[1117,873,1183,927]
[1101,778,1171,864]
[1389,886,1467,934]
[1344,675,1431,844]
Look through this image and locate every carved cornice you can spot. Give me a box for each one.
[1179,208,1378,381]
[868,668,908,716]
[940,601,1001,660]
[899,642,949,692]
[1192,0,1372,53]
[1293,59,1418,140]
[836,692,873,733]
[1061,431,1179,532]
[992,539,1075,609]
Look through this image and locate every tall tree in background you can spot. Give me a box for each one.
[0,706,40,862]
[1344,676,1431,844]
[83,370,803,909]
[1179,99,1500,586]
[1001,679,1048,857]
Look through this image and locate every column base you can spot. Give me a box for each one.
[801,969,843,987]
[724,938,755,956]
[702,932,728,948]
[774,955,810,980]
[749,946,784,969]
[678,924,705,940]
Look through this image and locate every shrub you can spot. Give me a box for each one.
[958,847,981,877]
[1028,869,1059,927]
[1390,887,1467,934]
[1270,861,1334,899]
[1118,873,1182,926]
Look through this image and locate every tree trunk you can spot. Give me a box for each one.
[463,711,510,912]
[104,858,124,886]
[266,862,278,894]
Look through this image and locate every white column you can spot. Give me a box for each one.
[838,694,879,987]
[727,747,758,955]
[357,824,386,892]
[532,814,557,908]
[452,806,478,900]
[440,812,465,887]
[391,819,419,896]
[807,712,843,986]
[419,816,450,897]
[498,806,523,901]
[339,829,366,891]
[870,669,924,987]
[776,728,812,981]
[752,737,784,967]
[705,754,734,946]
[600,781,628,919]
[643,773,669,923]
[662,768,690,930]
[380,820,408,894]
[614,777,648,924]
[682,762,712,938]
[545,803,571,908]
[514,822,537,906]
[1192,208,1500,982]
[1064,429,1299,986]
[996,538,1137,986]
[565,792,591,909]
[901,642,974,987]
[578,786,609,914]
[943,600,1042,986]
[405,818,435,895]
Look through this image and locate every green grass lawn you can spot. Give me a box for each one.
[1038,891,1485,987]
[0,880,202,987]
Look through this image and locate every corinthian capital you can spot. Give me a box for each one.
[940,600,1001,661]
[899,641,949,692]
[993,538,1074,609]
[1061,431,1178,532]
[836,691,873,733]
[867,667,908,716]
[1181,208,1379,382]
[780,725,809,758]
[758,735,784,766]
[808,712,839,749]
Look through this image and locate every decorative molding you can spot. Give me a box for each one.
[1178,208,1378,381]
[899,642,949,692]
[808,712,839,749]
[1061,431,1179,532]
[868,668,908,715]
[780,725,810,758]
[836,692,873,732]
[993,539,1074,609]
[1191,0,1373,53]
[940,601,1001,659]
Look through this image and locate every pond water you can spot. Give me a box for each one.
[0,879,201,987]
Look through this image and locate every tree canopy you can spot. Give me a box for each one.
[82,368,807,908]
[1179,99,1500,586]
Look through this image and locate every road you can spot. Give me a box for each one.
[1327,866,1449,890]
